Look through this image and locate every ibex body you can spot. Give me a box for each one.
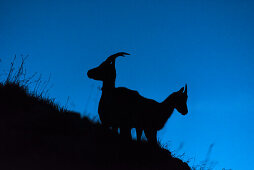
[87,53,188,143]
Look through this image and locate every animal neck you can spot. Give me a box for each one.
[101,80,115,92]
[160,93,175,123]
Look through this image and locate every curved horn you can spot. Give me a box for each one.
[107,52,130,62]
[112,52,130,57]
[184,84,187,94]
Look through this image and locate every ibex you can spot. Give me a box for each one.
[87,53,188,143]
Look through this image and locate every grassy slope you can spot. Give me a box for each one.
[0,83,190,170]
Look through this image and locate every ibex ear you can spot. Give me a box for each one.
[184,84,187,94]
[178,87,184,93]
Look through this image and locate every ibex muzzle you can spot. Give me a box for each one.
[87,62,116,82]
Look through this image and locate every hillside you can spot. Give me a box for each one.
[0,82,190,170]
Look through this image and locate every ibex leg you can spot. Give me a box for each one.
[120,127,132,140]
[136,128,142,142]
[144,129,157,144]
[112,126,118,134]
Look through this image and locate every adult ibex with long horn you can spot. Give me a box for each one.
[87,52,188,143]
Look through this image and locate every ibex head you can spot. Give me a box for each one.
[87,60,116,82]
[87,52,130,82]
[173,84,188,115]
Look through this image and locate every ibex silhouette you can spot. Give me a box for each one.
[87,53,188,143]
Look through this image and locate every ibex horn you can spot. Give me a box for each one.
[111,52,130,58]
[107,52,130,62]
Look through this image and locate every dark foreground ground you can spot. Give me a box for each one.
[0,83,190,170]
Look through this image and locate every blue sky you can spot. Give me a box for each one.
[1,0,254,169]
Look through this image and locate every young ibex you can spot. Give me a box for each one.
[87,53,188,143]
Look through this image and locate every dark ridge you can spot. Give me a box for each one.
[0,82,190,170]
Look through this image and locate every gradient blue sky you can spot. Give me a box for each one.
[1,0,254,169]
